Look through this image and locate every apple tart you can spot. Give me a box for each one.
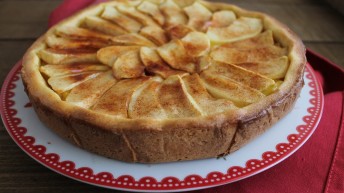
[22,0,306,163]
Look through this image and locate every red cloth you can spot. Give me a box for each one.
[49,1,344,192]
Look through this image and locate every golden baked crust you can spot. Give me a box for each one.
[21,0,306,163]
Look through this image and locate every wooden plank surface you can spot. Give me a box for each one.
[0,0,343,193]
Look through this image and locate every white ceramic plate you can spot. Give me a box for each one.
[1,62,323,192]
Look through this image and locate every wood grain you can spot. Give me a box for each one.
[0,0,343,193]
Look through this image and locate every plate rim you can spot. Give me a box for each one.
[0,61,324,192]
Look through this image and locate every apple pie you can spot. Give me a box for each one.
[21,0,306,163]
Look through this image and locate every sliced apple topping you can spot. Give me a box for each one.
[128,77,168,119]
[81,16,127,36]
[97,46,140,66]
[40,63,109,77]
[46,35,108,49]
[137,1,165,26]
[140,26,168,46]
[160,0,187,27]
[184,2,212,31]
[181,31,210,57]
[55,26,113,42]
[210,10,236,28]
[91,77,150,118]
[207,17,263,44]
[200,70,265,107]
[158,75,202,118]
[113,49,145,79]
[140,47,187,78]
[48,72,100,94]
[205,61,275,91]
[157,39,197,73]
[38,49,98,65]
[182,74,237,115]
[224,30,274,48]
[111,33,156,47]
[66,71,117,108]
[235,56,289,80]
[166,24,194,39]
[101,6,142,32]
[117,5,159,27]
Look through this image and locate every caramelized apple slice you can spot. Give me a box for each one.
[113,50,145,79]
[236,56,289,80]
[46,35,108,49]
[140,47,186,78]
[184,2,212,31]
[97,46,140,66]
[140,26,168,46]
[210,10,236,28]
[200,71,265,106]
[101,6,142,32]
[181,32,210,57]
[137,1,165,26]
[160,0,187,27]
[48,72,100,94]
[66,71,117,108]
[55,26,113,42]
[223,30,274,48]
[92,77,150,118]
[206,17,263,44]
[182,74,237,115]
[166,24,193,39]
[117,5,159,27]
[206,62,275,91]
[211,44,288,64]
[81,16,127,36]
[157,39,196,73]
[111,33,156,47]
[38,49,98,65]
[128,78,168,119]
[40,63,109,77]
[158,75,202,118]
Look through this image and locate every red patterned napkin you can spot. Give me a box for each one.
[49,1,344,192]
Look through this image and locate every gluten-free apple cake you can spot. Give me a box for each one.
[21,0,306,163]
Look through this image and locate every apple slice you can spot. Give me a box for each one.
[137,1,165,26]
[40,63,109,77]
[55,26,113,42]
[210,10,236,28]
[235,56,289,80]
[81,16,127,36]
[113,49,145,79]
[182,74,237,115]
[160,0,187,27]
[205,61,275,91]
[38,49,98,65]
[117,5,159,27]
[128,78,168,119]
[210,44,288,64]
[157,39,197,73]
[181,32,210,57]
[140,26,168,46]
[158,75,202,118]
[223,30,274,48]
[206,17,263,44]
[184,2,212,31]
[200,70,265,107]
[166,24,193,39]
[46,35,108,49]
[66,71,117,108]
[97,46,140,66]
[140,47,187,78]
[111,33,156,47]
[92,77,150,118]
[48,72,100,94]
[101,6,142,32]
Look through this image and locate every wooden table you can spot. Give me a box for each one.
[0,0,343,192]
